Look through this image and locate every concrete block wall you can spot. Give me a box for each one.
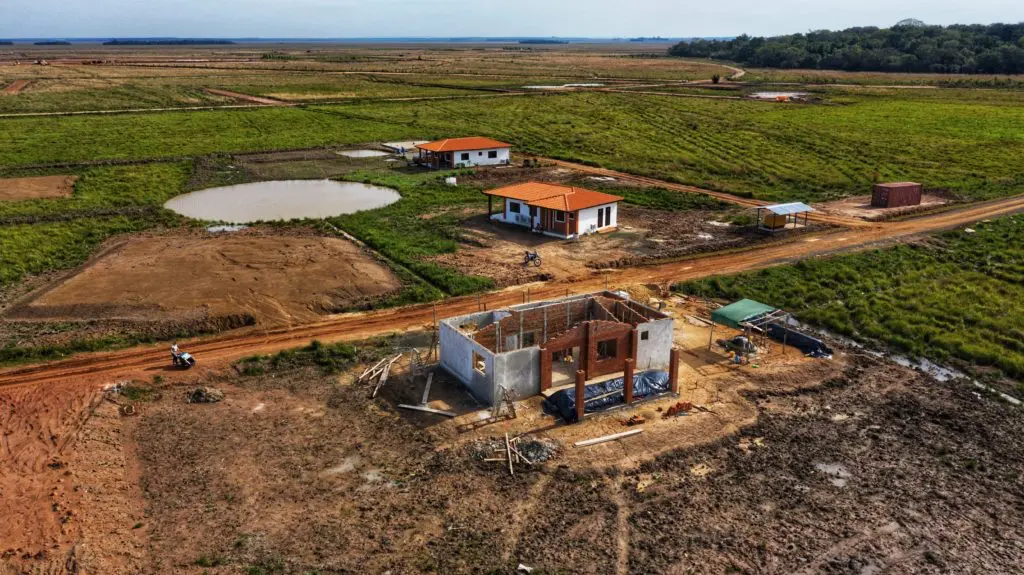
[635,318,675,371]
[439,317,498,405]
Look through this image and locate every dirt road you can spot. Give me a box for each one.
[203,88,291,106]
[548,159,873,228]
[2,193,1022,389]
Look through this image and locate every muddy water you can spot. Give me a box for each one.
[337,149,391,158]
[164,180,400,223]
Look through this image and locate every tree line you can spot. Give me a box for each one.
[669,22,1024,74]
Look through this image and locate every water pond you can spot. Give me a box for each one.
[165,180,400,223]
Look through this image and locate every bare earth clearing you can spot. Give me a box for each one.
[0,175,77,202]
[816,193,952,221]
[9,229,401,327]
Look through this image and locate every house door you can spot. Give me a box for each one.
[598,208,604,228]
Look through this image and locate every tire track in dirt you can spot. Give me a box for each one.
[609,475,631,575]
[203,88,292,106]
[0,193,1022,389]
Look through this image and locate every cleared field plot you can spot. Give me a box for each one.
[4,89,1022,203]
[816,192,951,221]
[676,215,1024,385]
[15,230,401,326]
[0,175,76,201]
[1,79,31,94]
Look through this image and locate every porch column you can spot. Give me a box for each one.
[669,348,680,394]
[488,195,493,220]
[624,358,634,404]
[575,369,586,423]
[540,347,552,391]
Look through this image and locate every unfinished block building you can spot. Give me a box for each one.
[440,291,675,406]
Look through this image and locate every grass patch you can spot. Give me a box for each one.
[327,169,495,296]
[241,339,362,375]
[675,215,1024,382]
[4,90,1022,204]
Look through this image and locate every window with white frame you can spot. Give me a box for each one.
[488,150,498,159]
[509,201,521,214]
[554,210,566,223]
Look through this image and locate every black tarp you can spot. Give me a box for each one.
[542,370,670,423]
[767,323,833,358]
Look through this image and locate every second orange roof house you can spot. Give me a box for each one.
[416,137,512,169]
[484,182,624,239]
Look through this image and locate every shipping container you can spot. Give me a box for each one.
[872,182,922,208]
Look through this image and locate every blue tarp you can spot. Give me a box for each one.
[767,324,833,358]
[542,370,671,424]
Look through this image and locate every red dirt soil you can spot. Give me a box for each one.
[9,230,401,327]
[0,175,77,202]
[0,80,30,95]
[3,193,1022,392]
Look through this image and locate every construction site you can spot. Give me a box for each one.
[1,38,1023,575]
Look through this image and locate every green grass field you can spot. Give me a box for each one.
[2,89,1022,203]
[675,215,1024,384]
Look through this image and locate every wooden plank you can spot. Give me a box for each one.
[583,389,624,404]
[358,357,388,382]
[505,433,514,476]
[372,362,391,398]
[420,372,434,406]
[397,404,457,417]
[573,428,643,448]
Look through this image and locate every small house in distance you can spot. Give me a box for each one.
[872,182,922,208]
[484,182,623,239]
[415,137,512,169]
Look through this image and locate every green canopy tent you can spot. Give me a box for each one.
[711,299,777,330]
[707,299,791,354]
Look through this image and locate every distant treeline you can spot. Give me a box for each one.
[519,39,568,45]
[34,41,71,45]
[103,39,236,46]
[669,22,1024,74]
[0,41,12,45]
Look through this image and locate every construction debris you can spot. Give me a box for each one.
[369,353,403,398]
[663,401,693,418]
[622,414,645,426]
[573,428,643,448]
[186,387,224,404]
[475,435,558,474]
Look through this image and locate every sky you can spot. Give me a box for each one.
[2,0,1022,39]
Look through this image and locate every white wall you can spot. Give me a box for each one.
[453,147,511,167]
[635,318,675,371]
[577,203,618,235]
[502,198,534,228]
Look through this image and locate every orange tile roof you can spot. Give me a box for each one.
[416,137,512,153]
[484,182,623,212]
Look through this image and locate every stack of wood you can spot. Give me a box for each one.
[358,353,403,398]
[486,433,535,476]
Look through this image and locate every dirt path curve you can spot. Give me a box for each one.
[723,65,746,80]
[203,88,290,106]
[547,159,873,228]
[2,194,1022,390]
[1,79,31,95]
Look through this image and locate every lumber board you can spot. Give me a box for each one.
[420,372,433,406]
[397,404,456,417]
[573,428,643,447]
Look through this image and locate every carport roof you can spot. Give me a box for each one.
[761,202,814,216]
[711,299,777,330]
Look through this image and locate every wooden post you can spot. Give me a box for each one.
[488,195,492,219]
[432,303,437,329]
[624,358,634,405]
[575,369,586,423]
[669,348,680,394]
[708,321,714,352]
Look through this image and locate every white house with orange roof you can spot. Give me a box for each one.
[484,182,623,239]
[416,137,512,169]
